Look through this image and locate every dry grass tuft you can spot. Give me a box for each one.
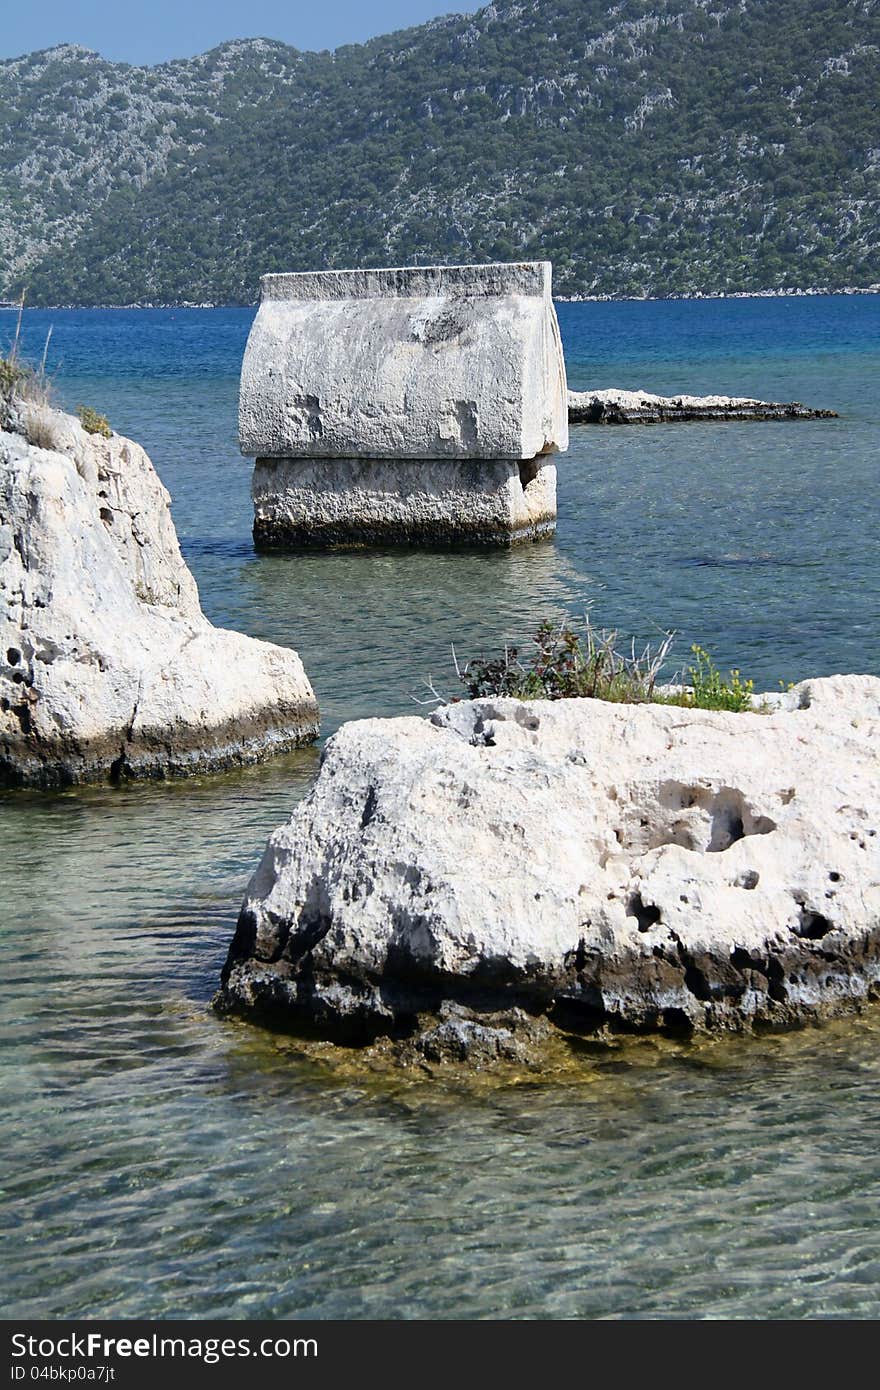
[24,407,59,451]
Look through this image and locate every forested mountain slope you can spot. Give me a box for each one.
[1,0,878,303]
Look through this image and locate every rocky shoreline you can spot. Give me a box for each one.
[215,676,880,1067]
[558,287,880,302]
[12,288,879,312]
[568,388,838,424]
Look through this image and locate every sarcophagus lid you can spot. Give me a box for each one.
[239,262,568,461]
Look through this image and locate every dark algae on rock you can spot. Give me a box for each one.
[216,676,880,1068]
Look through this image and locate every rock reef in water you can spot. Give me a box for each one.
[216,677,880,1064]
[568,387,838,424]
[240,262,568,548]
[1,402,318,787]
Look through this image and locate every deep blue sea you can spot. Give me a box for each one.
[1,295,879,1319]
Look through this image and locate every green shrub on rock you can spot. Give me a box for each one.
[446,618,763,714]
[666,644,756,713]
[0,355,24,399]
[456,616,674,705]
[77,404,112,438]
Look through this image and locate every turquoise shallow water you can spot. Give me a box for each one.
[1,296,879,1318]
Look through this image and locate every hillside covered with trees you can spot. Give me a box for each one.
[1,0,878,304]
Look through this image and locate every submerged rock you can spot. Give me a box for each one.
[396,1002,553,1068]
[216,677,880,1059]
[1,403,318,787]
[568,387,838,424]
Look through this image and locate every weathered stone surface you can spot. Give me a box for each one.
[395,1003,553,1068]
[1,404,318,787]
[217,677,880,1057]
[240,262,568,461]
[568,387,838,424]
[252,456,557,549]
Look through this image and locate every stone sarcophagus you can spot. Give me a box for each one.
[239,262,568,547]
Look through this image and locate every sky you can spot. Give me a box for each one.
[2,1,483,66]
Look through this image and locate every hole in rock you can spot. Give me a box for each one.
[793,908,834,940]
[277,910,332,965]
[661,1008,694,1034]
[706,789,776,853]
[734,870,760,890]
[627,892,662,932]
[732,947,763,972]
[767,958,787,1002]
[683,962,712,1000]
[717,810,745,849]
[360,786,379,829]
[13,703,32,735]
[518,458,540,492]
[6,648,20,666]
[566,938,589,972]
[622,782,779,855]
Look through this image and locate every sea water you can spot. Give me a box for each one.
[1,295,879,1318]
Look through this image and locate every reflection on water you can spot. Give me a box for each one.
[236,540,598,731]
[1,298,879,1318]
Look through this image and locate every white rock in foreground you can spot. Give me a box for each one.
[217,678,880,1057]
[1,404,318,786]
[568,387,838,423]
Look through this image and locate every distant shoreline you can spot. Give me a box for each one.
[2,286,878,312]
[557,286,880,303]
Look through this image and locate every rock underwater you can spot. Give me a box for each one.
[1,401,318,787]
[216,677,880,1065]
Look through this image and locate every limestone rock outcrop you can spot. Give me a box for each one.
[240,262,568,548]
[1,403,318,787]
[568,387,838,424]
[217,677,880,1059]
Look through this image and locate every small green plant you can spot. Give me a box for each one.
[77,404,112,438]
[665,644,756,712]
[420,617,764,714]
[0,355,24,397]
[452,615,675,705]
